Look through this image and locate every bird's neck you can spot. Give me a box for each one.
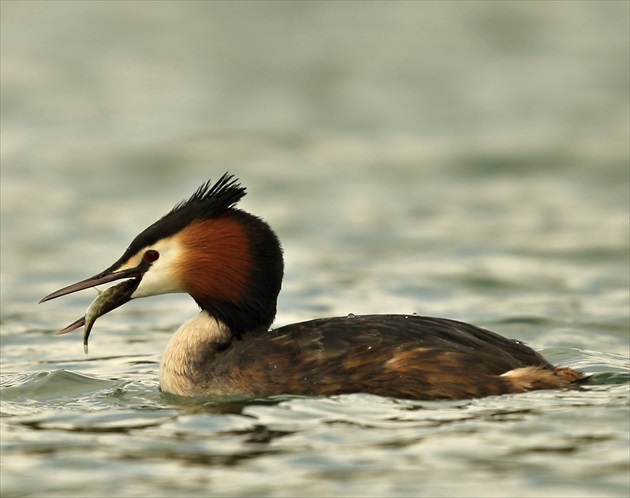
[159,311,232,396]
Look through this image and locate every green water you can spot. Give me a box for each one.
[2,2,629,497]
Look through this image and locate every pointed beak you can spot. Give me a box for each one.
[39,264,147,304]
[39,261,150,347]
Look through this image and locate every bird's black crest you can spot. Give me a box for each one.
[170,173,246,219]
[114,173,246,264]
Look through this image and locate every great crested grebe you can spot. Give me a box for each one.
[40,173,585,399]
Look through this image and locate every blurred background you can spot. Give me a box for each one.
[1,0,628,334]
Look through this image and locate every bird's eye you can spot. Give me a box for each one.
[143,249,160,263]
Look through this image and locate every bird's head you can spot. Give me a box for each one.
[40,174,284,340]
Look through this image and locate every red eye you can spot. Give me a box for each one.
[143,249,160,263]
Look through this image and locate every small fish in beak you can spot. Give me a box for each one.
[53,278,139,354]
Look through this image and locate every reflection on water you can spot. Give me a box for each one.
[2,2,629,498]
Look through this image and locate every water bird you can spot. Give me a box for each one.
[39,174,586,399]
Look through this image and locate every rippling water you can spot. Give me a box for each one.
[2,3,629,497]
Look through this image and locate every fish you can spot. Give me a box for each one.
[54,278,139,354]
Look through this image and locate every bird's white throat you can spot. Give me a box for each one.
[159,311,231,396]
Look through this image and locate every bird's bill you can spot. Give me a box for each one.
[53,316,86,336]
[51,275,141,334]
[39,265,146,339]
[39,266,144,303]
